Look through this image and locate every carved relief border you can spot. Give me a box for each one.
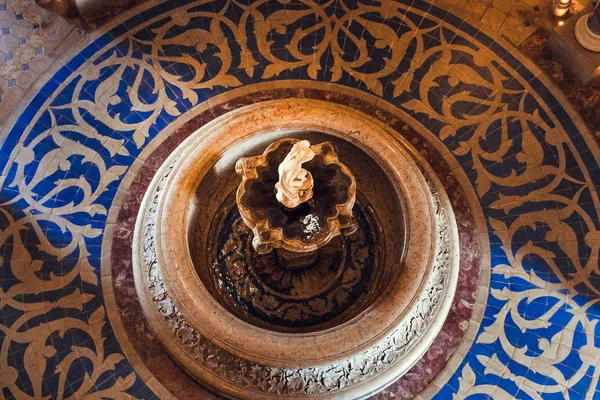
[135,148,454,399]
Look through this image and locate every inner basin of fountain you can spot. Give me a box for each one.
[192,132,404,333]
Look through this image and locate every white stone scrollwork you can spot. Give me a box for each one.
[275,140,315,208]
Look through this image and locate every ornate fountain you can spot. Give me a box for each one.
[235,138,357,269]
[132,99,460,399]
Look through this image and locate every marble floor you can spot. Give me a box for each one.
[1,0,600,399]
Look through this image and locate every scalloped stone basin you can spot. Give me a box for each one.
[132,99,459,399]
[235,138,357,254]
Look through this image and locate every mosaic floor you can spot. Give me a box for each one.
[1,0,600,399]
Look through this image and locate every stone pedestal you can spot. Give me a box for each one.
[276,248,318,269]
[545,6,600,85]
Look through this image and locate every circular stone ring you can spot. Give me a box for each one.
[132,99,460,399]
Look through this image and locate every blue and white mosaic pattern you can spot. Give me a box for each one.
[1,0,600,398]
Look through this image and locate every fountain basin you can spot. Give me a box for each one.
[132,99,459,399]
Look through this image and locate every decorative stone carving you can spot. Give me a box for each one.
[275,140,315,208]
[139,162,452,398]
[235,138,357,254]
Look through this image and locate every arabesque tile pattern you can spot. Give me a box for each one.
[0,0,594,128]
[0,0,599,399]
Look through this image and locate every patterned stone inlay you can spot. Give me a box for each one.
[1,0,599,398]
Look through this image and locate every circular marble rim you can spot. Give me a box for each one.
[100,81,491,399]
[134,98,457,370]
[101,81,491,399]
[127,98,462,399]
[101,82,489,400]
